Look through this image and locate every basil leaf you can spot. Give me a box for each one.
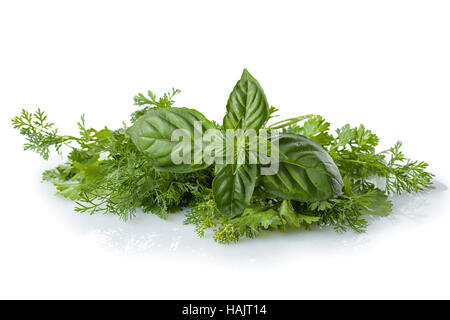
[212,164,257,217]
[223,69,269,131]
[127,107,214,173]
[262,133,344,201]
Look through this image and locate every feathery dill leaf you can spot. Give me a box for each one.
[12,109,68,159]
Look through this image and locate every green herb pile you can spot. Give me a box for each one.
[12,70,434,244]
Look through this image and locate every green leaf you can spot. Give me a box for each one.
[297,213,321,225]
[127,107,214,173]
[232,206,283,231]
[229,206,283,232]
[360,189,393,217]
[332,124,379,153]
[308,200,333,212]
[54,182,84,200]
[279,200,320,228]
[279,200,300,227]
[213,205,285,243]
[285,115,333,147]
[212,164,257,217]
[223,69,269,131]
[262,133,344,201]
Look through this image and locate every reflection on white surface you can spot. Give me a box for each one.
[55,180,448,263]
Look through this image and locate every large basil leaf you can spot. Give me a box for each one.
[262,133,343,201]
[127,107,214,173]
[212,164,257,217]
[223,69,269,131]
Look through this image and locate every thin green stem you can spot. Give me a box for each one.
[267,114,314,129]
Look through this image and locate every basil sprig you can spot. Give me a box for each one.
[128,69,343,217]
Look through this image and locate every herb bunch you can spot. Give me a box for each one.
[12,70,434,243]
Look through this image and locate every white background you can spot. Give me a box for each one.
[0,0,449,299]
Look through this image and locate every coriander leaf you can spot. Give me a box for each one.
[285,115,333,147]
[213,205,284,243]
[279,200,320,228]
[54,182,85,200]
[359,189,392,217]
